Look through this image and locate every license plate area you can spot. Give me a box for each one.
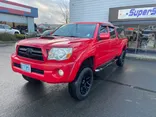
[21,63,31,73]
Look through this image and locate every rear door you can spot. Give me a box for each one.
[116,27,127,45]
[108,26,120,58]
[95,25,111,67]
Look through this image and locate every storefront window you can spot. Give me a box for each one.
[118,24,156,53]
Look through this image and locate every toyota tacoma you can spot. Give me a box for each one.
[11,22,128,100]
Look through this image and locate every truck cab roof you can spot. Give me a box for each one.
[73,22,114,27]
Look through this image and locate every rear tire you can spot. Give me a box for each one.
[68,67,93,101]
[116,50,126,67]
[22,75,41,84]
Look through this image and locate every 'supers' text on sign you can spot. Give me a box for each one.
[118,7,156,19]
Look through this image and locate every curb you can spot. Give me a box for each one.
[126,54,156,61]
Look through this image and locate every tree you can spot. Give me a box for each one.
[57,0,69,24]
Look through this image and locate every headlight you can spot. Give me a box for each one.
[48,48,73,60]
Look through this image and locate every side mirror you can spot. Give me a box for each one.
[99,33,110,40]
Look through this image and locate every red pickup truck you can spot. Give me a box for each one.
[11,22,128,100]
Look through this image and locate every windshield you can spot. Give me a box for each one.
[42,30,53,37]
[51,24,96,38]
[4,25,11,29]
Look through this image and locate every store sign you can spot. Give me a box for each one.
[0,0,38,18]
[0,2,31,13]
[118,7,156,19]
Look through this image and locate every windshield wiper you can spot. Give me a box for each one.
[66,36,79,38]
[52,35,61,36]
[52,35,79,38]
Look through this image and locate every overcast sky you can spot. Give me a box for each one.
[12,0,69,24]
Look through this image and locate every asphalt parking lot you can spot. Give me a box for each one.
[1,45,156,117]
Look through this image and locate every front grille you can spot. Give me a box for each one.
[13,63,44,75]
[17,46,43,61]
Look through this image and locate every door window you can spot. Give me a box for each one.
[98,25,108,40]
[108,27,116,39]
[100,25,108,33]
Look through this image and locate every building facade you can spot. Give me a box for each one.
[70,0,156,22]
[70,0,156,53]
[0,0,38,33]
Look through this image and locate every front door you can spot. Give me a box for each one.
[95,25,111,68]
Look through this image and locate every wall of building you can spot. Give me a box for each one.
[0,13,34,32]
[70,0,156,22]
[0,0,38,33]
[27,17,34,33]
[0,13,27,23]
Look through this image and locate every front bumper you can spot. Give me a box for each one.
[11,54,75,83]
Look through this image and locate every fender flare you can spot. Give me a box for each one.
[118,40,128,56]
[68,47,96,82]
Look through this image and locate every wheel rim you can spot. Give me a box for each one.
[80,70,92,96]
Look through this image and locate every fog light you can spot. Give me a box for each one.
[58,69,64,76]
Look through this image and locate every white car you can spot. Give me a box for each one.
[0,24,20,35]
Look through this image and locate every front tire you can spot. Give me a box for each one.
[22,75,41,84]
[68,67,93,101]
[116,50,126,67]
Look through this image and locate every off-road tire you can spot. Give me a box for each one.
[116,50,126,67]
[68,67,93,101]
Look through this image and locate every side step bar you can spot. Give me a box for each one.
[95,59,118,72]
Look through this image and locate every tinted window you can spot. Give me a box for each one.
[100,26,108,33]
[42,30,54,37]
[109,27,116,39]
[0,25,4,29]
[4,25,11,29]
[116,28,126,39]
[52,24,96,38]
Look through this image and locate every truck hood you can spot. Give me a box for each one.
[17,37,93,49]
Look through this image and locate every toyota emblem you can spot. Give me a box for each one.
[26,48,33,56]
